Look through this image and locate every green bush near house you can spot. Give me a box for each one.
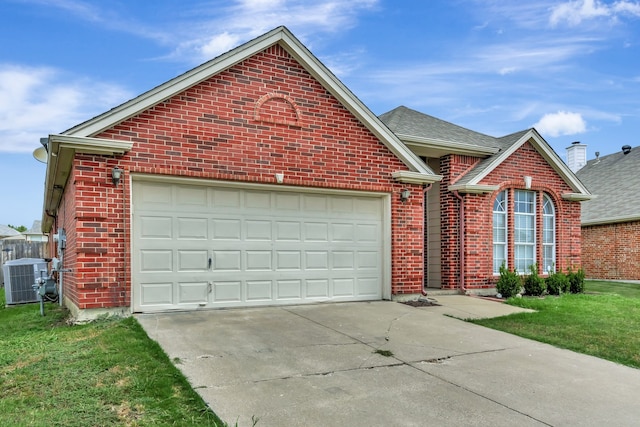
[546,270,570,295]
[567,268,586,294]
[523,264,546,296]
[496,263,522,298]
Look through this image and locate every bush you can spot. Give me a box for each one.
[496,263,522,298]
[523,264,546,296]
[546,271,570,295]
[567,268,586,294]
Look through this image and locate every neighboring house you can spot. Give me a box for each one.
[575,145,640,280]
[1,221,48,242]
[37,27,591,320]
[0,225,21,239]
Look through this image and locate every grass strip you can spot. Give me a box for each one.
[471,281,640,369]
[0,295,229,426]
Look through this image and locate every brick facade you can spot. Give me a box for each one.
[438,142,582,290]
[56,44,425,311]
[582,221,640,280]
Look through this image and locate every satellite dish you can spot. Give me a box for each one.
[33,146,48,163]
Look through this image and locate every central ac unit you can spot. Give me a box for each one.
[3,258,48,305]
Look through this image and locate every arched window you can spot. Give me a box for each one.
[492,190,556,275]
[493,191,507,274]
[542,194,556,273]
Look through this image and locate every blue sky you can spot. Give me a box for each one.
[1,0,639,227]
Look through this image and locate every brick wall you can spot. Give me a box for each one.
[582,221,640,280]
[60,44,425,309]
[439,141,583,289]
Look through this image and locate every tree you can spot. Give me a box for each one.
[8,224,27,233]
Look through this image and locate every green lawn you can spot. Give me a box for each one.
[471,280,640,369]
[0,294,229,426]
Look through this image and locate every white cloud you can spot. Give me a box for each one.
[0,64,132,153]
[534,111,587,137]
[170,0,380,62]
[549,0,640,27]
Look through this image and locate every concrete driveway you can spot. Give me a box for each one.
[137,298,640,426]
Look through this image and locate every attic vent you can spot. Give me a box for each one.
[622,145,632,155]
[3,258,47,304]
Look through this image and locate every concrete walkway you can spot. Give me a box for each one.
[137,297,640,426]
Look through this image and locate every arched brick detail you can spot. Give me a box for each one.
[254,93,302,126]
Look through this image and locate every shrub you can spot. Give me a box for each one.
[567,268,586,294]
[523,264,546,296]
[546,271,570,295]
[496,263,522,298]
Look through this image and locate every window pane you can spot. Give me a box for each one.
[493,244,506,274]
[493,190,508,274]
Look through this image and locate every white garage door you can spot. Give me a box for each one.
[132,179,387,312]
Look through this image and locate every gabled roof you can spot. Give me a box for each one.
[380,106,591,199]
[577,146,640,225]
[41,26,442,231]
[62,26,437,180]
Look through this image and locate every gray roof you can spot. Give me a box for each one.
[576,146,640,225]
[0,224,21,238]
[452,129,532,186]
[25,220,43,235]
[379,106,499,149]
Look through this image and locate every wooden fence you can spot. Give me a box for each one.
[1,240,49,285]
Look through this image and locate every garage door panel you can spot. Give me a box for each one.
[213,281,242,302]
[178,282,208,304]
[277,279,302,300]
[133,182,385,312]
[306,251,329,270]
[334,278,355,297]
[140,282,173,305]
[177,250,208,272]
[246,280,272,301]
[212,251,242,271]
[140,250,173,272]
[139,216,173,239]
[275,221,301,241]
[246,251,272,270]
[177,217,208,239]
[304,222,329,241]
[246,220,272,240]
[306,279,329,298]
[276,251,302,270]
[212,218,242,240]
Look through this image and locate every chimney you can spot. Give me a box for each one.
[566,141,587,172]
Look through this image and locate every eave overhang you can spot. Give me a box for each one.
[398,133,499,158]
[448,184,500,194]
[562,193,595,202]
[41,135,133,232]
[392,171,443,185]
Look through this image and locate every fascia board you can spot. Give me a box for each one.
[41,135,134,232]
[562,193,595,201]
[399,134,499,156]
[392,171,443,184]
[448,184,500,194]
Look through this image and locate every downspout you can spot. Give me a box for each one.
[421,183,433,296]
[453,190,466,294]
